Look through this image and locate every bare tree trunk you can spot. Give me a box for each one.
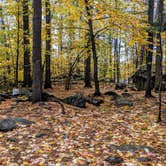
[44,0,52,89]
[140,45,145,65]
[145,0,154,97]
[84,0,100,95]
[15,1,20,87]
[23,0,31,87]
[155,0,164,91]
[32,0,42,102]
[84,47,92,88]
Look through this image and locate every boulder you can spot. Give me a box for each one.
[13,118,34,125]
[0,117,34,132]
[63,93,86,108]
[0,118,17,132]
[86,96,104,106]
[131,65,155,90]
[115,98,133,107]
[115,83,126,90]
[104,91,121,100]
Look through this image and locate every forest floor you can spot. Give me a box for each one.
[0,82,166,166]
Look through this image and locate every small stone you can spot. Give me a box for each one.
[115,83,126,90]
[105,156,124,165]
[7,138,18,142]
[121,92,132,98]
[104,91,121,100]
[35,133,48,138]
[137,157,151,162]
[115,98,133,107]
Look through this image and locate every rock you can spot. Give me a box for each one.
[20,88,31,96]
[108,144,155,153]
[7,137,18,142]
[131,65,155,90]
[35,133,48,138]
[0,117,34,132]
[108,144,119,151]
[13,118,34,125]
[0,96,5,102]
[115,83,126,90]
[137,157,151,162]
[137,145,155,152]
[115,98,133,107]
[42,92,61,102]
[0,118,17,132]
[105,156,124,165]
[86,97,104,106]
[12,88,20,96]
[118,144,138,152]
[0,93,11,101]
[121,92,132,98]
[63,93,86,108]
[104,91,121,100]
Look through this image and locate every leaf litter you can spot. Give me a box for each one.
[0,83,165,165]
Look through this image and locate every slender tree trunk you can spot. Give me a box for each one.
[84,0,100,95]
[44,0,52,89]
[155,0,164,91]
[140,45,145,65]
[23,0,31,87]
[32,0,42,102]
[145,0,154,97]
[135,44,139,69]
[114,38,120,83]
[84,47,92,88]
[15,1,20,87]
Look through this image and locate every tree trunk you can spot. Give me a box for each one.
[145,0,154,97]
[140,45,145,65]
[114,38,120,83]
[155,0,164,91]
[44,0,52,89]
[32,0,42,102]
[84,0,100,95]
[84,47,92,88]
[23,0,31,87]
[15,1,20,87]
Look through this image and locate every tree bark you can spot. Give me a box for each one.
[23,0,31,87]
[15,1,20,87]
[145,0,154,97]
[84,0,100,95]
[44,0,52,89]
[155,0,164,91]
[32,0,42,102]
[84,48,92,88]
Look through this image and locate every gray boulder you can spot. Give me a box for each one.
[0,118,17,132]
[115,97,133,107]
[63,93,86,108]
[104,91,121,100]
[0,117,34,132]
